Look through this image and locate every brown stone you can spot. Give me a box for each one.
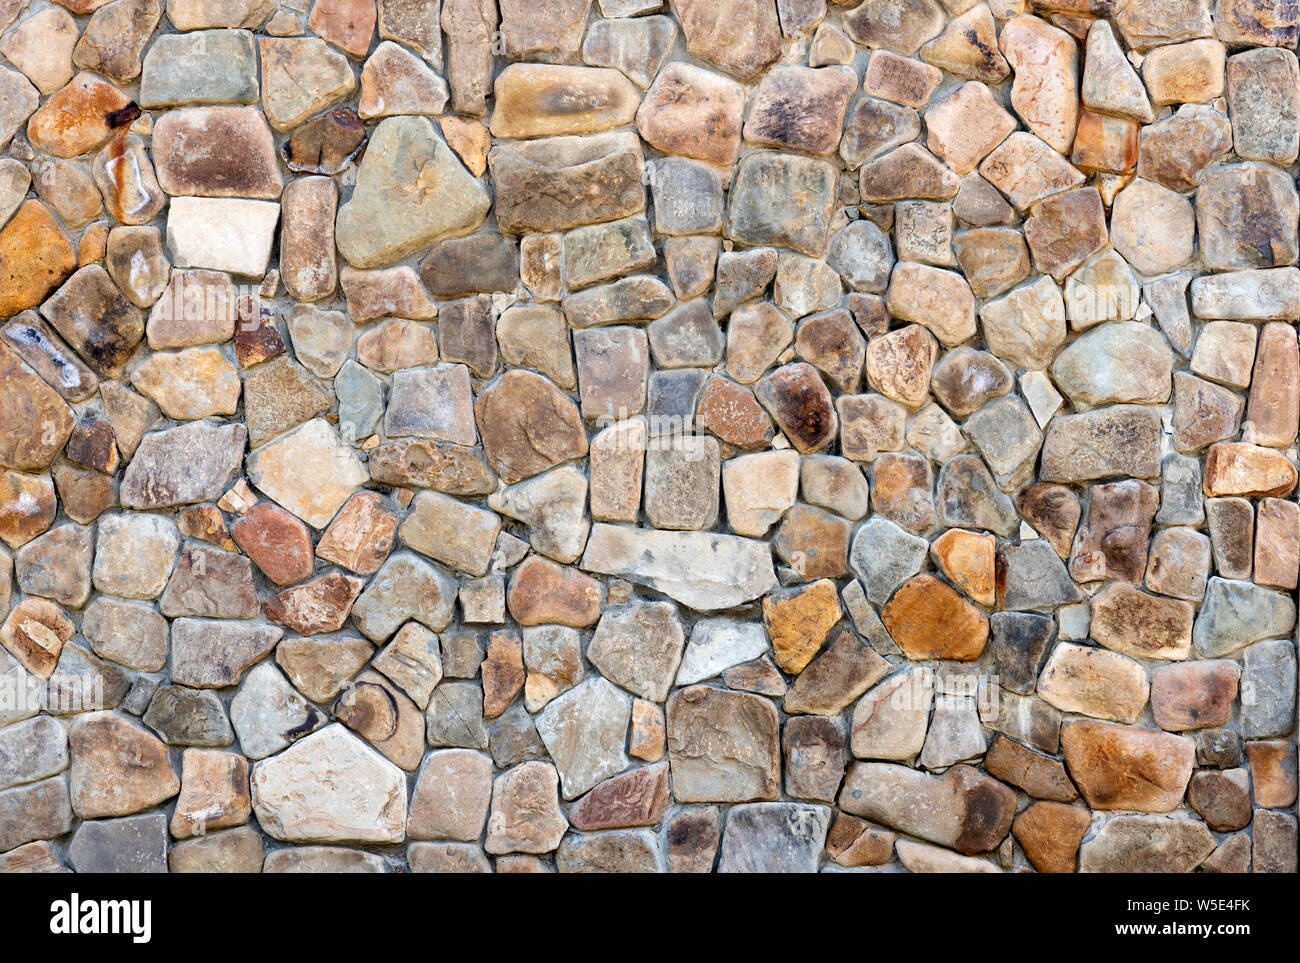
[1068,479,1158,585]
[40,265,143,379]
[1061,719,1195,812]
[772,504,850,580]
[1188,769,1252,832]
[1,597,74,680]
[1247,741,1298,809]
[755,363,838,453]
[475,370,588,485]
[825,813,895,867]
[153,107,283,200]
[636,61,745,167]
[1138,104,1233,194]
[178,505,235,552]
[762,578,841,674]
[1173,372,1243,453]
[1204,442,1298,497]
[171,749,250,839]
[263,572,365,635]
[861,50,940,108]
[569,762,670,831]
[629,700,665,763]
[1090,582,1194,660]
[482,629,525,720]
[783,626,889,716]
[1013,801,1090,873]
[1024,188,1108,280]
[51,461,117,525]
[1255,497,1300,590]
[333,670,425,771]
[672,0,782,80]
[26,73,139,158]
[0,202,77,319]
[744,65,856,156]
[1071,107,1139,173]
[871,453,935,536]
[1246,322,1300,447]
[881,574,988,662]
[69,711,180,818]
[314,491,398,576]
[234,300,286,368]
[507,556,602,628]
[0,471,56,549]
[368,439,499,497]
[984,734,1078,802]
[666,686,780,803]
[1150,660,1240,732]
[230,502,315,586]
[281,107,367,175]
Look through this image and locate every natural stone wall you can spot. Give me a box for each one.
[0,0,1297,874]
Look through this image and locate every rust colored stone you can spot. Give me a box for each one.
[1151,660,1241,732]
[0,342,76,474]
[507,556,603,628]
[482,628,524,720]
[177,505,236,551]
[569,762,670,831]
[282,107,367,175]
[761,578,842,674]
[263,572,365,635]
[1204,442,1298,497]
[26,72,139,158]
[231,502,315,586]
[1015,483,1081,559]
[0,202,77,319]
[1013,801,1090,873]
[1061,719,1195,812]
[315,491,399,576]
[695,376,774,449]
[755,362,838,453]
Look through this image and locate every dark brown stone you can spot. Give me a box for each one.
[1016,483,1081,559]
[281,108,367,175]
[482,628,524,720]
[474,370,588,485]
[755,362,838,453]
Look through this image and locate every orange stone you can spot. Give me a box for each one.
[630,698,666,762]
[881,574,989,661]
[1246,740,1298,809]
[507,555,603,628]
[930,528,995,606]
[1012,801,1090,873]
[0,201,78,318]
[825,812,895,867]
[1061,719,1195,812]
[871,452,935,535]
[26,72,139,158]
[1204,442,1298,497]
[1070,107,1138,173]
[761,578,842,674]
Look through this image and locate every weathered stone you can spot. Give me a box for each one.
[996,540,1084,611]
[1040,405,1163,483]
[359,41,448,119]
[727,150,837,258]
[582,14,676,89]
[985,734,1077,802]
[569,762,670,831]
[1197,163,1299,271]
[252,724,406,843]
[1079,814,1214,873]
[1000,15,1078,153]
[667,685,779,803]
[1012,801,1089,873]
[68,711,178,818]
[840,762,1013,854]
[881,575,987,662]
[860,144,960,204]
[1061,720,1194,812]
[989,608,1056,696]
[1190,266,1300,321]
[1145,527,1211,601]
[407,749,492,842]
[1090,582,1193,660]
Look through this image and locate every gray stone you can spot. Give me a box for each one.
[425,682,489,750]
[352,552,459,641]
[718,802,830,873]
[140,29,259,106]
[1193,578,1297,658]
[68,813,168,873]
[230,662,327,760]
[142,686,233,747]
[849,517,929,605]
[1241,639,1297,738]
[0,715,66,791]
[535,677,631,799]
[998,541,1084,611]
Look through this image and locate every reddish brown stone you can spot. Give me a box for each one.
[0,597,74,680]
[1151,660,1241,732]
[314,491,399,576]
[51,460,117,525]
[263,572,365,635]
[881,574,988,662]
[1070,107,1138,173]
[177,505,236,551]
[1188,769,1251,831]
[1013,801,1090,873]
[234,296,286,368]
[0,342,76,474]
[1247,741,1298,809]
[1024,188,1108,280]
[282,108,367,175]
[1015,483,1081,559]
[0,201,77,319]
[1061,720,1195,812]
[474,370,589,485]
[507,556,603,628]
[26,72,139,158]
[482,628,524,720]
[871,453,935,535]
[1204,442,1298,497]
[231,502,315,586]
[755,363,838,453]
[695,376,774,449]
[569,762,670,831]
[0,470,56,549]
[152,106,284,200]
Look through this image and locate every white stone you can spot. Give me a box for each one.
[676,618,769,685]
[165,196,280,277]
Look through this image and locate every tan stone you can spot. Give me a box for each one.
[1204,442,1298,497]
[1000,15,1078,154]
[1090,582,1193,660]
[492,64,640,139]
[925,82,1016,175]
[26,73,139,158]
[1061,720,1194,812]
[0,201,77,319]
[69,711,180,818]
[762,579,841,674]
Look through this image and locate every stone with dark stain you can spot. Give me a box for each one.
[1061,719,1195,812]
[755,362,837,453]
[1015,483,1081,559]
[282,107,367,175]
[39,265,143,379]
[1,312,98,404]
[25,72,140,158]
[0,342,75,473]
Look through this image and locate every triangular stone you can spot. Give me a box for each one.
[1082,20,1154,123]
[921,5,1009,84]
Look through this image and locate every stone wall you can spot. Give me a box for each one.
[0,0,1297,874]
